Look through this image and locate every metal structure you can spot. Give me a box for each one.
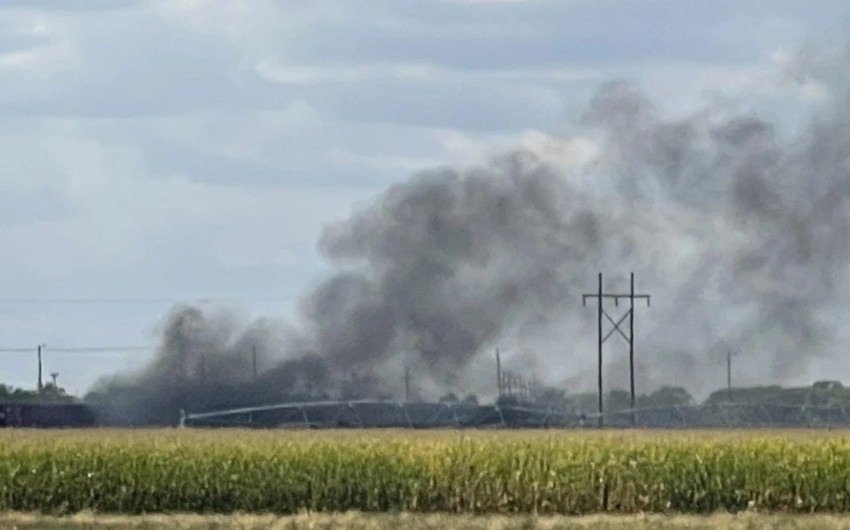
[179,400,850,430]
[582,273,651,426]
[180,399,575,429]
[495,348,538,401]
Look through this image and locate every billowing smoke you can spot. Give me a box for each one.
[86,306,342,424]
[579,68,850,391]
[88,47,850,422]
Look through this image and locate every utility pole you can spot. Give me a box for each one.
[727,349,733,391]
[496,348,502,398]
[582,272,651,427]
[628,272,636,424]
[252,345,258,383]
[37,344,45,391]
[404,365,411,402]
[596,272,602,427]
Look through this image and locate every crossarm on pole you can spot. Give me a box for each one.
[602,310,630,343]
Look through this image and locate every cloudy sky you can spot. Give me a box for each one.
[0,0,847,395]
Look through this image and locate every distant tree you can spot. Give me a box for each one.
[606,390,631,411]
[0,383,74,404]
[813,381,843,391]
[461,394,478,405]
[439,392,459,404]
[533,386,569,411]
[641,386,694,408]
[704,385,786,406]
[809,381,847,407]
[495,394,520,406]
[565,392,599,415]
[41,381,67,397]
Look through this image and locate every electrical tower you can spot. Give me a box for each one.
[582,272,651,427]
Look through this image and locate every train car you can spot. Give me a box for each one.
[0,402,97,428]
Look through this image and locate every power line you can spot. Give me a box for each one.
[0,346,154,353]
[46,346,154,353]
[0,297,291,305]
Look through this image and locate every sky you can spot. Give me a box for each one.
[0,0,848,396]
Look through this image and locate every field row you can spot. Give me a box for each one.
[2,429,850,514]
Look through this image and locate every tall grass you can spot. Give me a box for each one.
[2,429,850,514]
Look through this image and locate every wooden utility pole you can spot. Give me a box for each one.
[252,345,258,383]
[727,349,733,391]
[37,344,44,391]
[496,348,502,397]
[596,273,603,427]
[629,272,636,423]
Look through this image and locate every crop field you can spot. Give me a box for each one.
[6,511,850,530]
[3,428,850,517]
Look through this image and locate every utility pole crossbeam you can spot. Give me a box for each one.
[582,272,651,427]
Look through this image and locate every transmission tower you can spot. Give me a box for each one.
[582,272,651,427]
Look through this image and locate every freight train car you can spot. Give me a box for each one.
[0,402,96,427]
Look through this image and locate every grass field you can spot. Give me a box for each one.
[6,511,850,530]
[3,429,850,515]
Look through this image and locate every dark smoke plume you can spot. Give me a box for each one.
[88,48,850,423]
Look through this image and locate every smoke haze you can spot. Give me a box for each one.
[88,47,850,422]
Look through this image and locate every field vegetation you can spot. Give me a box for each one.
[5,511,850,530]
[3,429,850,515]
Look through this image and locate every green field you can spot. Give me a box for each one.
[3,429,850,515]
[6,511,850,530]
